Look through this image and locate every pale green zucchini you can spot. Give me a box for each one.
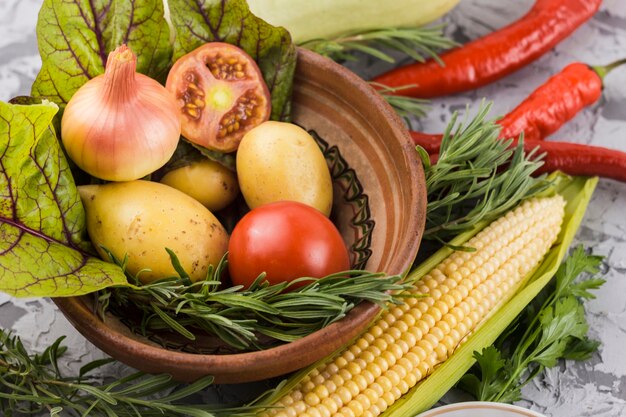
[247,0,461,43]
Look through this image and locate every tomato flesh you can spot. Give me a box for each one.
[166,43,271,152]
[228,201,351,288]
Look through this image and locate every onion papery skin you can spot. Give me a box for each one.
[61,45,181,182]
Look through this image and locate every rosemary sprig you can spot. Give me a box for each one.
[98,252,412,351]
[300,25,456,64]
[370,82,430,122]
[300,26,455,120]
[418,101,551,242]
[0,330,255,417]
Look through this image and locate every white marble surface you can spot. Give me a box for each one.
[1,0,626,416]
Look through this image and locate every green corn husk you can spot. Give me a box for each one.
[255,172,598,416]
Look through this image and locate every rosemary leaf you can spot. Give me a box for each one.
[370,82,430,121]
[98,254,413,351]
[299,25,455,120]
[0,330,255,416]
[300,25,457,118]
[300,25,456,64]
[422,101,551,242]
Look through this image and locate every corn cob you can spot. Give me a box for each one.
[259,195,565,417]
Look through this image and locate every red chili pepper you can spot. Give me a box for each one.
[410,132,441,154]
[413,134,626,183]
[372,0,602,98]
[526,141,626,181]
[410,59,625,147]
[498,62,603,141]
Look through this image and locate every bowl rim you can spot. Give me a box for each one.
[54,47,426,384]
[415,402,547,417]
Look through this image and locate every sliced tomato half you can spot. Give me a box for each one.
[166,43,271,152]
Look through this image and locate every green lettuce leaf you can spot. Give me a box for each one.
[0,101,128,298]
[31,0,171,107]
[168,0,297,121]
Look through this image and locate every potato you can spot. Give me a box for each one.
[160,159,239,212]
[79,180,228,284]
[236,121,333,216]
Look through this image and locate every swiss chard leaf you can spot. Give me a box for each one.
[167,0,297,121]
[0,101,128,297]
[31,0,171,107]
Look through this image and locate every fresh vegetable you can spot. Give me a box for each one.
[498,62,604,142]
[460,246,604,403]
[168,0,296,122]
[99,256,409,350]
[32,0,172,108]
[2,0,298,300]
[414,134,626,183]
[373,0,602,98]
[31,0,296,125]
[228,201,350,288]
[61,45,180,181]
[527,140,626,183]
[0,101,128,298]
[166,42,271,152]
[246,0,460,43]
[160,158,240,211]
[257,195,566,417]
[409,65,626,184]
[236,121,334,216]
[409,60,616,145]
[258,173,598,416]
[79,181,229,284]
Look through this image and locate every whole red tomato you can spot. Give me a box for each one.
[228,201,350,288]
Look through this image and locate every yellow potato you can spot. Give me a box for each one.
[79,180,229,284]
[160,159,239,212]
[236,121,333,216]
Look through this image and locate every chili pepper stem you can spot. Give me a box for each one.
[592,57,626,79]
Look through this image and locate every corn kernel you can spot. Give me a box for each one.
[366,363,382,379]
[337,387,352,404]
[395,338,410,355]
[429,326,445,341]
[345,380,360,397]
[353,374,368,391]
[322,397,338,414]
[305,392,320,407]
[355,393,372,410]
[346,399,364,416]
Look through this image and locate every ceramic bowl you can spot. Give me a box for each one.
[416,402,548,417]
[54,48,427,383]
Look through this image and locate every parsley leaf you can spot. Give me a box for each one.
[458,246,605,403]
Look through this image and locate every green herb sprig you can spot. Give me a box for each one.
[370,82,430,122]
[98,252,413,351]
[300,26,455,120]
[419,101,551,243]
[300,25,455,64]
[459,246,605,403]
[0,330,255,417]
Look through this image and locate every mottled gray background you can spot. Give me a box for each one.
[1,0,626,416]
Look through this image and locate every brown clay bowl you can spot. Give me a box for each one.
[54,48,427,384]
